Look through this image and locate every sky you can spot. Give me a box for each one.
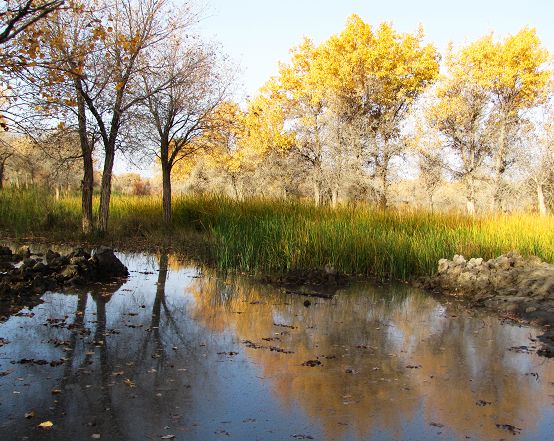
[196,0,554,98]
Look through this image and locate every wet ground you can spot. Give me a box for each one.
[0,251,553,441]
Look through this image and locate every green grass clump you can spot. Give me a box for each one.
[1,189,553,280]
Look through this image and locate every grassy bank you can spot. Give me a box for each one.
[1,188,553,280]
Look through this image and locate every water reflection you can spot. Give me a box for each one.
[186,275,554,440]
[0,252,552,441]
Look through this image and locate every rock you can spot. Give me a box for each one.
[45,250,61,265]
[0,246,13,262]
[69,256,87,266]
[22,258,36,268]
[91,247,128,278]
[69,248,90,260]
[438,259,449,273]
[426,251,554,356]
[467,257,483,269]
[61,265,80,280]
[452,255,466,266]
[32,262,47,272]
[16,246,31,259]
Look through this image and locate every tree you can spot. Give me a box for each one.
[269,38,328,205]
[202,101,253,201]
[427,44,495,216]
[14,0,108,232]
[519,108,554,216]
[0,130,81,191]
[456,29,551,211]
[141,34,231,224]
[27,0,183,232]
[318,16,440,208]
[83,0,181,233]
[409,118,444,212]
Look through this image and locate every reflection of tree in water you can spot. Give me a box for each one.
[186,274,554,440]
[36,254,212,439]
[47,281,127,440]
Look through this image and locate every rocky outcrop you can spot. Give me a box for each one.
[0,246,129,298]
[423,252,554,356]
[425,252,554,317]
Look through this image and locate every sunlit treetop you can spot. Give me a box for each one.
[450,27,551,113]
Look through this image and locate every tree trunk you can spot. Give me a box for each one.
[98,144,115,233]
[313,180,321,206]
[230,174,243,201]
[81,151,94,233]
[0,158,5,190]
[465,175,477,216]
[492,119,507,212]
[152,253,168,329]
[331,186,338,208]
[162,161,172,225]
[466,199,476,216]
[378,168,388,210]
[75,79,94,234]
[537,183,547,216]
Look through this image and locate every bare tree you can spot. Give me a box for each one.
[140,36,232,223]
[518,112,554,216]
[427,79,493,216]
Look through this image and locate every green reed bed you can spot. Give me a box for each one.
[1,189,553,280]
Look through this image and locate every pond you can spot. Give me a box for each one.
[0,251,553,440]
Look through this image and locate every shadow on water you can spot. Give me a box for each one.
[0,251,552,441]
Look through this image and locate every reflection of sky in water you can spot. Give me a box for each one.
[0,251,552,441]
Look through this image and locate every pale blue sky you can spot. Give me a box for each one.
[197,0,554,97]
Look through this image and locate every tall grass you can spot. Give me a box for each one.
[1,188,553,279]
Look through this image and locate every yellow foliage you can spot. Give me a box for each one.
[318,15,440,113]
[452,28,550,112]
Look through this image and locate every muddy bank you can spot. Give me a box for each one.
[259,266,349,298]
[420,252,554,356]
[0,245,128,320]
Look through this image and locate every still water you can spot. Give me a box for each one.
[0,252,553,441]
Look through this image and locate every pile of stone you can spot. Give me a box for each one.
[0,245,129,297]
[424,252,554,321]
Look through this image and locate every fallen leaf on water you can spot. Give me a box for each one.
[496,423,521,435]
[38,421,54,429]
[476,400,492,406]
[51,389,62,395]
[123,379,136,388]
[161,435,175,440]
[91,434,101,439]
[24,411,35,419]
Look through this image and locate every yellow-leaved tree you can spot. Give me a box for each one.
[427,28,551,214]
[456,28,551,210]
[267,37,329,205]
[318,15,440,208]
